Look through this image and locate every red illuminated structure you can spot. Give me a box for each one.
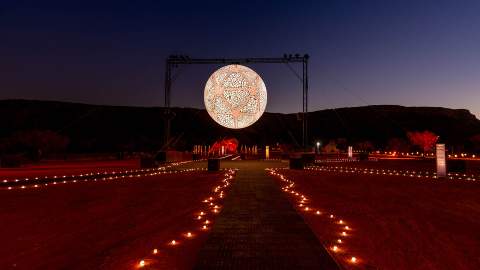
[208,138,239,156]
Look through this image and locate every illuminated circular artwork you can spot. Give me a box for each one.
[204,65,267,129]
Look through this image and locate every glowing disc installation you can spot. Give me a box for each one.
[204,64,267,129]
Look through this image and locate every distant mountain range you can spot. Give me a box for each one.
[1,99,479,152]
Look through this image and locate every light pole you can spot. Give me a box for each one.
[316,141,321,154]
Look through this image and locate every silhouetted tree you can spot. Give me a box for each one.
[336,138,348,151]
[387,137,410,152]
[407,131,438,153]
[355,141,374,152]
[323,140,338,153]
[2,130,69,160]
[469,134,480,153]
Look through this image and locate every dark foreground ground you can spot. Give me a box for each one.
[280,163,480,270]
[1,159,479,270]
[0,169,226,270]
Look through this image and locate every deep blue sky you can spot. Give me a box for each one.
[1,0,479,117]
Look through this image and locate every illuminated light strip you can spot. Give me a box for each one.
[315,158,360,163]
[315,157,379,163]
[2,163,211,191]
[0,160,201,186]
[349,151,479,159]
[137,168,238,268]
[304,165,478,182]
[267,168,361,267]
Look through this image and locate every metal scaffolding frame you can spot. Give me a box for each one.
[163,54,310,150]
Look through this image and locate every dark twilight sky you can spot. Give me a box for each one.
[1,0,479,117]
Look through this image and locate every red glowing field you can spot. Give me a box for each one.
[275,167,480,270]
[0,170,232,270]
[0,159,140,181]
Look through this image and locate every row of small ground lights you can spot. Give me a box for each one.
[2,161,196,190]
[137,169,237,268]
[315,158,361,163]
[307,165,478,181]
[268,168,361,268]
[1,160,196,185]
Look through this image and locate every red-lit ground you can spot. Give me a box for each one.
[0,170,230,270]
[318,158,480,175]
[0,159,139,180]
[277,167,480,270]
